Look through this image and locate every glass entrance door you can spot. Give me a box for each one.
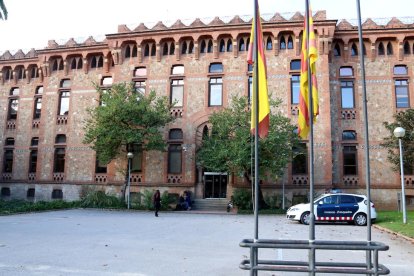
[204,172,227,198]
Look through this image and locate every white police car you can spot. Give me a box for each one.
[286,193,376,226]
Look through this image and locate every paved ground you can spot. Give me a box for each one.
[0,209,413,276]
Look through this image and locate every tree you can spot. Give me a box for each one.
[197,96,300,207]
[382,109,414,174]
[0,0,7,20]
[83,82,175,186]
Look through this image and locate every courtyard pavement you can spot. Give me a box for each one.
[0,209,413,276]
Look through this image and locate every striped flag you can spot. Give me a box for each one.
[248,0,270,139]
[298,6,319,139]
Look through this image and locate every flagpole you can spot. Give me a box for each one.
[305,0,316,275]
[253,1,260,275]
[356,0,372,271]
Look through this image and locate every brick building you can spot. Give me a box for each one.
[0,11,413,210]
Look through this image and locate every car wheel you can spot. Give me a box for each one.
[300,211,310,225]
[354,213,367,226]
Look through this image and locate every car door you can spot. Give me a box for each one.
[338,195,359,219]
[316,195,339,219]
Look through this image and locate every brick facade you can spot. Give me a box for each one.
[0,11,413,210]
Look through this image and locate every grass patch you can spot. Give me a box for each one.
[376,211,414,239]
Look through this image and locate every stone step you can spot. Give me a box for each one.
[192,199,229,211]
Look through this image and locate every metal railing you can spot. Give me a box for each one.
[240,239,390,275]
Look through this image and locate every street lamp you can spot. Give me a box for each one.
[127,152,134,209]
[393,127,407,224]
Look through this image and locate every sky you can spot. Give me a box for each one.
[0,0,413,53]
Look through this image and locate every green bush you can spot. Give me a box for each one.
[141,190,154,210]
[232,189,252,210]
[0,199,79,215]
[160,191,175,210]
[80,190,125,208]
[264,194,280,209]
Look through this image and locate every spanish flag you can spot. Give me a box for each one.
[248,0,270,139]
[298,6,319,139]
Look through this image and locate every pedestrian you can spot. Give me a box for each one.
[153,189,161,217]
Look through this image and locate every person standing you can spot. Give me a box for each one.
[153,190,161,217]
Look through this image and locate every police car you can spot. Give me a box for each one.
[286,193,377,226]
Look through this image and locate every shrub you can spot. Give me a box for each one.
[232,188,252,210]
[80,190,125,208]
[264,194,280,209]
[0,199,79,215]
[141,190,154,210]
[160,191,175,210]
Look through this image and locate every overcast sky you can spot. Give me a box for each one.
[0,0,412,53]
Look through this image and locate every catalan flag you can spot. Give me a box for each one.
[248,0,270,139]
[298,6,319,139]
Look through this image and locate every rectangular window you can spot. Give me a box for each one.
[171,79,184,107]
[3,150,13,173]
[292,143,307,174]
[8,98,18,120]
[34,97,42,119]
[29,150,38,173]
[58,91,70,115]
[168,144,182,174]
[131,144,143,173]
[291,75,300,105]
[209,78,223,106]
[53,148,65,173]
[134,81,146,94]
[395,80,409,108]
[343,145,357,175]
[95,159,107,173]
[341,81,354,108]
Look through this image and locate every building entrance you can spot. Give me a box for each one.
[204,172,227,198]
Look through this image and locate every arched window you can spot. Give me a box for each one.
[287,36,294,49]
[207,40,213,53]
[386,42,393,55]
[151,44,156,56]
[239,38,245,51]
[169,42,175,55]
[266,37,272,50]
[226,39,232,52]
[163,43,169,56]
[378,42,385,55]
[280,36,286,49]
[351,43,358,56]
[125,45,131,58]
[200,40,207,53]
[131,45,137,57]
[188,41,194,54]
[71,59,77,69]
[144,44,150,56]
[52,60,58,71]
[246,37,250,52]
[404,41,411,55]
[91,56,97,68]
[97,56,103,68]
[182,41,188,54]
[219,39,225,52]
[334,44,341,56]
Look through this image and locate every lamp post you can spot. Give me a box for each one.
[393,127,407,224]
[127,152,134,209]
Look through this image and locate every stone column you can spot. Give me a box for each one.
[195,163,204,199]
